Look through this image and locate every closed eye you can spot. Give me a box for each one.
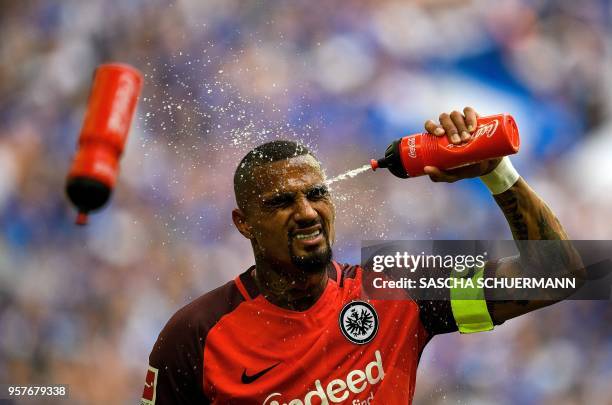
[263,193,295,209]
[307,185,329,200]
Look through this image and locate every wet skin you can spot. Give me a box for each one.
[232,155,336,310]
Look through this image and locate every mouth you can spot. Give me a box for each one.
[294,229,322,240]
[291,226,324,246]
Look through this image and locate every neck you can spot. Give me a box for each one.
[253,259,329,311]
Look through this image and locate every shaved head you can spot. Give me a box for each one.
[233,140,320,211]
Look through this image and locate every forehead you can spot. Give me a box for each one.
[253,154,325,194]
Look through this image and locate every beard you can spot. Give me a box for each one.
[288,229,333,273]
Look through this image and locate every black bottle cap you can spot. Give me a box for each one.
[372,139,408,178]
[66,177,112,224]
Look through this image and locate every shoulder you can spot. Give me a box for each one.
[150,279,246,366]
[157,279,246,347]
[145,279,246,403]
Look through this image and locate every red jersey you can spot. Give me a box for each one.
[141,261,458,404]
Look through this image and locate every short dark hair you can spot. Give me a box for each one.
[233,140,315,210]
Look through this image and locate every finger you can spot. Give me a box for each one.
[450,110,470,142]
[463,107,479,132]
[424,166,460,183]
[438,113,461,144]
[443,159,499,179]
[425,119,445,136]
[443,164,483,179]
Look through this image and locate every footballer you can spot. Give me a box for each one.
[141,107,583,404]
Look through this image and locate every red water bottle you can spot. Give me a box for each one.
[370,114,520,178]
[66,63,143,225]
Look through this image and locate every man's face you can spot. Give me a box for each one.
[242,155,335,273]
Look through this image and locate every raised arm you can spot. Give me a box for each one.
[424,107,584,325]
[483,178,583,323]
[493,178,566,241]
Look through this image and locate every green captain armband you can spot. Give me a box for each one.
[450,265,494,334]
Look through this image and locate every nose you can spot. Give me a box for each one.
[293,195,318,224]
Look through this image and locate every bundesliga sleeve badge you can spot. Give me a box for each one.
[339,301,379,345]
[141,365,158,405]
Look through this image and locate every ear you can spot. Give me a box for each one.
[232,208,253,239]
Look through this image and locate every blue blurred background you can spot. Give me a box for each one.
[0,0,611,403]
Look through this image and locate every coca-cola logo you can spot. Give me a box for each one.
[446,119,498,149]
[408,137,417,158]
[472,119,498,139]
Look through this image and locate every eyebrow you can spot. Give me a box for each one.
[262,191,296,204]
[308,184,328,194]
[261,184,327,206]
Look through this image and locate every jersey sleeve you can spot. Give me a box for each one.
[141,308,209,404]
[415,297,458,337]
[416,240,495,338]
[141,279,246,404]
[416,258,508,339]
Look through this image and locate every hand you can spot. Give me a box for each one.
[423,106,501,183]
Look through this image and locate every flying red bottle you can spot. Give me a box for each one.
[66,63,143,225]
[370,114,520,178]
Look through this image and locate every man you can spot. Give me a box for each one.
[141,107,582,404]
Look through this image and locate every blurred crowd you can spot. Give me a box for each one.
[0,0,611,403]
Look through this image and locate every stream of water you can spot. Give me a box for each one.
[325,164,372,186]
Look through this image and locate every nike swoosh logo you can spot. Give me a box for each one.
[241,363,280,384]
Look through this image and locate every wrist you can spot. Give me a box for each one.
[480,157,520,195]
